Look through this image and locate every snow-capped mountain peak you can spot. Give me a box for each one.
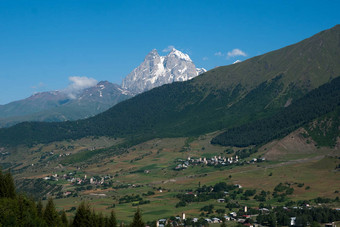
[122,48,205,94]
[168,48,192,62]
[145,49,160,60]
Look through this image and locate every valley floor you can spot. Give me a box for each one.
[1,130,339,223]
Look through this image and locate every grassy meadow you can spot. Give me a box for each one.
[1,130,339,223]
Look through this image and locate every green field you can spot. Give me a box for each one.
[1,130,339,223]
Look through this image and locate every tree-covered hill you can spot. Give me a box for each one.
[211,76,340,147]
[0,25,340,147]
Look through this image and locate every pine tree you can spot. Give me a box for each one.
[73,201,92,227]
[4,171,16,199]
[97,212,105,227]
[107,210,117,227]
[90,208,98,227]
[61,210,68,227]
[0,169,16,199]
[43,197,60,227]
[37,199,43,217]
[130,208,145,227]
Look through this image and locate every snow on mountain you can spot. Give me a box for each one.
[122,48,206,94]
[196,67,207,75]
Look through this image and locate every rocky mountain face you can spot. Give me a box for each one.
[122,48,206,94]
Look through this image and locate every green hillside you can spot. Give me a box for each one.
[0,25,340,147]
[211,77,340,147]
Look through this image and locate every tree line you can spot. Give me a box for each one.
[0,169,145,227]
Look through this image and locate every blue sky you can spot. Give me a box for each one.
[0,0,339,104]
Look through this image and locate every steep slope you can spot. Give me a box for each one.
[211,77,340,146]
[122,48,206,94]
[0,81,132,127]
[194,24,340,109]
[0,25,339,146]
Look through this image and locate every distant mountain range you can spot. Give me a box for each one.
[0,25,339,147]
[0,81,132,128]
[0,49,205,127]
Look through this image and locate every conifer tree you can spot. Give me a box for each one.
[4,171,16,199]
[108,209,117,227]
[73,201,92,227]
[61,210,68,227]
[37,199,43,217]
[97,212,105,227]
[0,169,16,199]
[90,208,98,226]
[43,197,60,226]
[130,208,145,227]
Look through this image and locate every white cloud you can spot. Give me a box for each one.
[202,57,209,61]
[162,45,175,52]
[233,60,242,64]
[227,49,247,58]
[63,76,98,99]
[214,51,224,56]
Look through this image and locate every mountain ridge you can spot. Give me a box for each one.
[0,48,205,127]
[0,81,132,128]
[194,24,340,92]
[122,48,206,94]
[0,25,339,146]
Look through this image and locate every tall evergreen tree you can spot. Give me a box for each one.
[73,201,92,227]
[3,171,16,199]
[130,208,145,227]
[0,169,16,199]
[37,199,43,217]
[107,210,117,227]
[61,210,68,227]
[90,208,98,227]
[43,197,60,227]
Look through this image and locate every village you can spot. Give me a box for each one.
[155,205,339,227]
[174,155,265,171]
[42,171,113,195]
[154,205,287,227]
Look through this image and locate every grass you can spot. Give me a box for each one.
[2,130,340,222]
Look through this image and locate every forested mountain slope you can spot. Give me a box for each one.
[211,77,340,147]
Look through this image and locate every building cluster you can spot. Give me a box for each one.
[175,155,239,170]
[0,147,10,157]
[42,172,112,186]
[155,211,250,226]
